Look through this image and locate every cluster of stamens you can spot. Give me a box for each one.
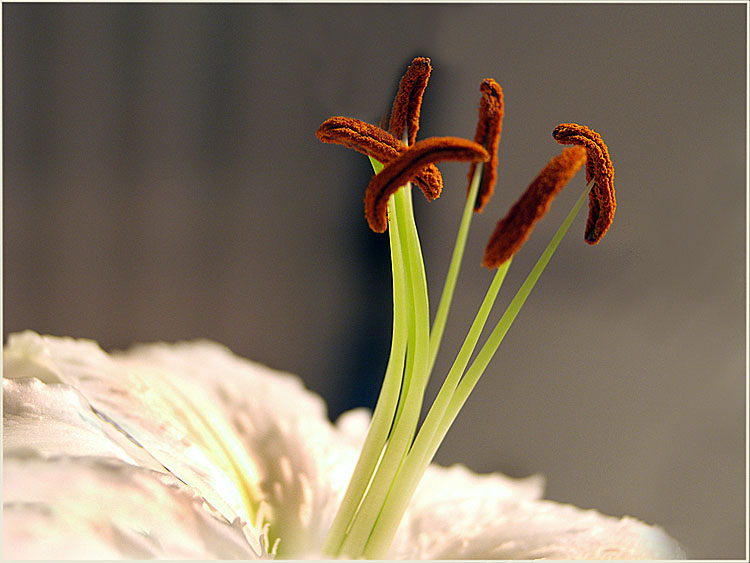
[314,56,615,559]
[317,59,614,263]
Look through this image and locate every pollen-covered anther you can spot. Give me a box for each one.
[388,57,432,145]
[467,78,504,213]
[316,116,402,162]
[316,117,444,201]
[552,123,616,244]
[365,137,489,233]
[482,146,587,268]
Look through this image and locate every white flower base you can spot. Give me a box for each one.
[3,331,683,559]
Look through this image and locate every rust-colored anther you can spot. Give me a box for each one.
[317,116,402,161]
[316,116,444,201]
[388,57,432,146]
[467,78,504,213]
[365,137,489,233]
[552,123,615,244]
[482,146,587,268]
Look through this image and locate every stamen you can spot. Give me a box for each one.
[317,116,401,161]
[316,116,443,202]
[388,57,432,146]
[365,137,489,233]
[467,79,504,212]
[482,146,587,268]
[552,123,616,244]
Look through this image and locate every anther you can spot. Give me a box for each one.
[365,137,489,233]
[467,79,504,213]
[552,123,616,244]
[316,116,443,201]
[482,146,587,268]
[317,116,402,161]
[388,57,432,146]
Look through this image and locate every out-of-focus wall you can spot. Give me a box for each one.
[4,4,746,558]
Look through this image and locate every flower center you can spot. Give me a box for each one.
[315,57,614,559]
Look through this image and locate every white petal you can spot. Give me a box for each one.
[414,462,546,507]
[3,330,71,384]
[4,332,274,549]
[118,339,364,557]
[333,407,373,449]
[8,332,680,560]
[3,377,161,470]
[3,453,267,559]
[394,465,684,560]
[4,332,361,558]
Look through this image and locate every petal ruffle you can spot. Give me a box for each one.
[394,464,683,560]
[3,377,161,469]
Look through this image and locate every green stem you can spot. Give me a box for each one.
[362,260,510,559]
[322,159,408,557]
[418,259,510,470]
[431,177,595,459]
[362,177,595,559]
[428,163,484,374]
[340,185,431,558]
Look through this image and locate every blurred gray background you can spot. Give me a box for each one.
[3,3,746,559]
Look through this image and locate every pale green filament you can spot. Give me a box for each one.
[361,177,595,559]
[322,144,594,558]
[324,157,433,558]
[436,177,596,449]
[428,163,484,374]
[321,159,407,557]
[358,259,511,559]
[339,184,431,558]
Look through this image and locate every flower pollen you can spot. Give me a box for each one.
[317,116,402,162]
[552,123,616,244]
[388,57,432,145]
[482,146,587,268]
[365,137,489,233]
[316,116,443,201]
[467,78,504,213]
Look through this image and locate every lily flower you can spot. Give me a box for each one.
[4,57,683,560]
[3,331,683,559]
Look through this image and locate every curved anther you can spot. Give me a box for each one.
[552,123,616,244]
[467,78,504,213]
[388,57,432,145]
[483,146,587,268]
[317,116,402,162]
[365,137,489,233]
[316,116,444,201]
